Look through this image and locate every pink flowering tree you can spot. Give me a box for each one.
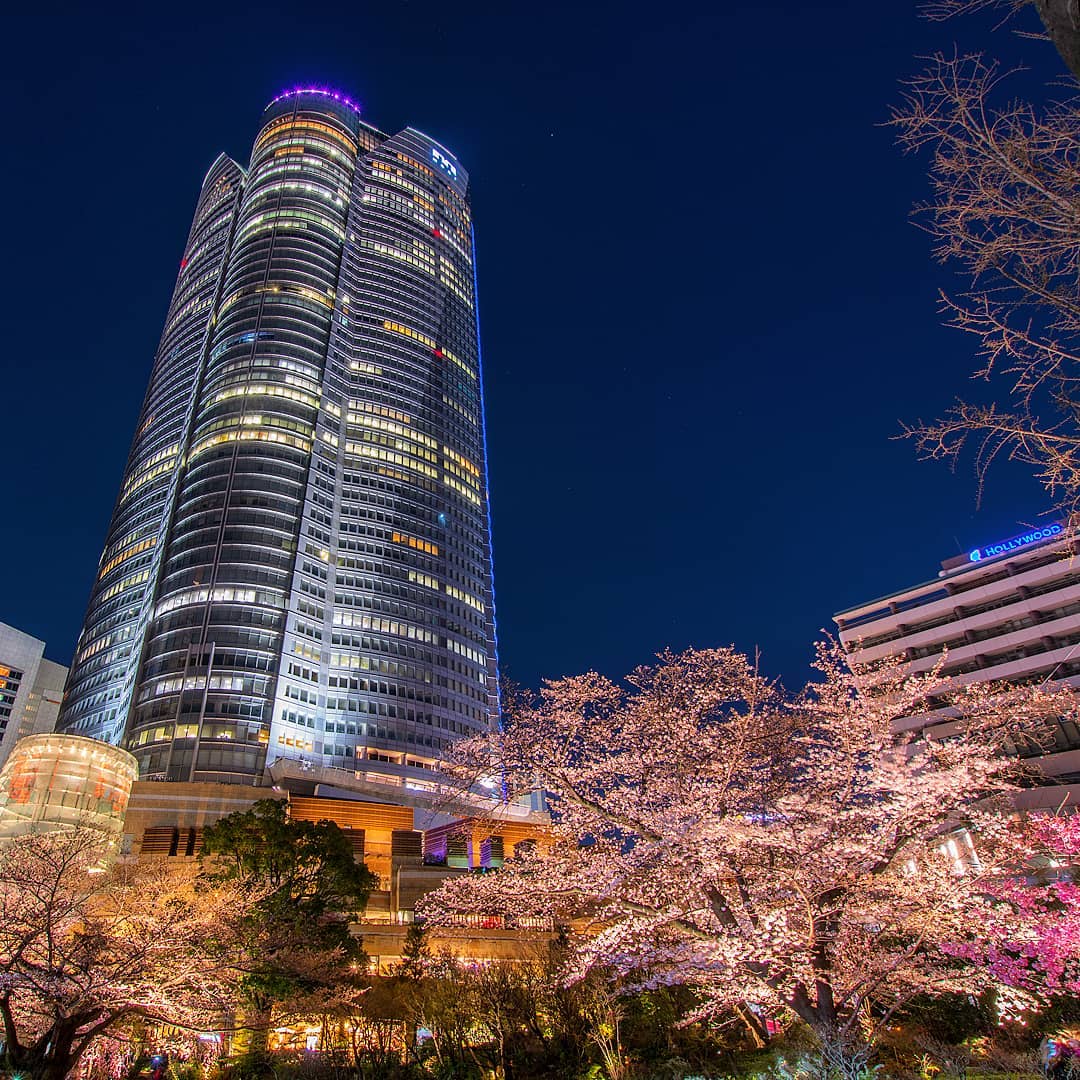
[946,813,1080,1000]
[0,829,243,1080]
[421,645,1077,1077]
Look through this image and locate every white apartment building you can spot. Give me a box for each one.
[834,523,1080,809]
[0,623,67,769]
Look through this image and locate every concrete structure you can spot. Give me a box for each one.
[58,88,498,792]
[118,778,279,857]
[835,522,1080,808]
[0,733,138,844]
[0,623,67,769]
[120,777,551,968]
[264,752,544,818]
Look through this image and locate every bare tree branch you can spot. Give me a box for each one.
[892,51,1080,511]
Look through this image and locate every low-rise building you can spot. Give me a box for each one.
[0,622,67,769]
[835,522,1080,809]
[120,770,552,969]
[2,718,551,969]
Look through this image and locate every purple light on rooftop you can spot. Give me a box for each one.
[267,87,362,114]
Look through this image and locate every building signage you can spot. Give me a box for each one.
[969,523,1063,563]
[431,147,458,179]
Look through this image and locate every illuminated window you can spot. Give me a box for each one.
[391,531,439,556]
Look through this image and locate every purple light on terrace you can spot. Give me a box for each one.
[267,87,362,114]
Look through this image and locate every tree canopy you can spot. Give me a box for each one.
[201,799,378,1057]
[422,645,1077,1076]
[0,830,238,1080]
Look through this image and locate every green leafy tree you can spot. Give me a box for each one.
[200,798,378,1059]
[396,920,431,984]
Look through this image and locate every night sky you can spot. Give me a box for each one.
[1,2,1059,692]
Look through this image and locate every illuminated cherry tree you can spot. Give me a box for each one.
[946,813,1080,998]
[0,829,241,1080]
[422,645,1078,1077]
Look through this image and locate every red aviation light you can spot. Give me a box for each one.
[432,228,441,238]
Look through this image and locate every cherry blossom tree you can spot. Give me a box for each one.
[421,645,1077,1078]
[0,829,241,1080]
[946,813,1080,996]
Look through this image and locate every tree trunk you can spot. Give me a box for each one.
[5,1016,91,1080]
[14,1061,74,1080]
[797,1016,873,1080]
[234,1002,274,1060]
[1033,0,1080,81]
[816,1028,874,1080]
[784,988,870,1080]
[735,1002,769,1048]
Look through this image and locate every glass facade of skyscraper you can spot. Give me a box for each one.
[58,90,498,786]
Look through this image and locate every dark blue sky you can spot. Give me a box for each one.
[1,2,1058,690]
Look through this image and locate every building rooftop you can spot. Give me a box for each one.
[835,522,1070,627]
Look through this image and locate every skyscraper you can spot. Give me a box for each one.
[58,89,498,787]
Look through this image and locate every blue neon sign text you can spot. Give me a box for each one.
[969,523,1063,563]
